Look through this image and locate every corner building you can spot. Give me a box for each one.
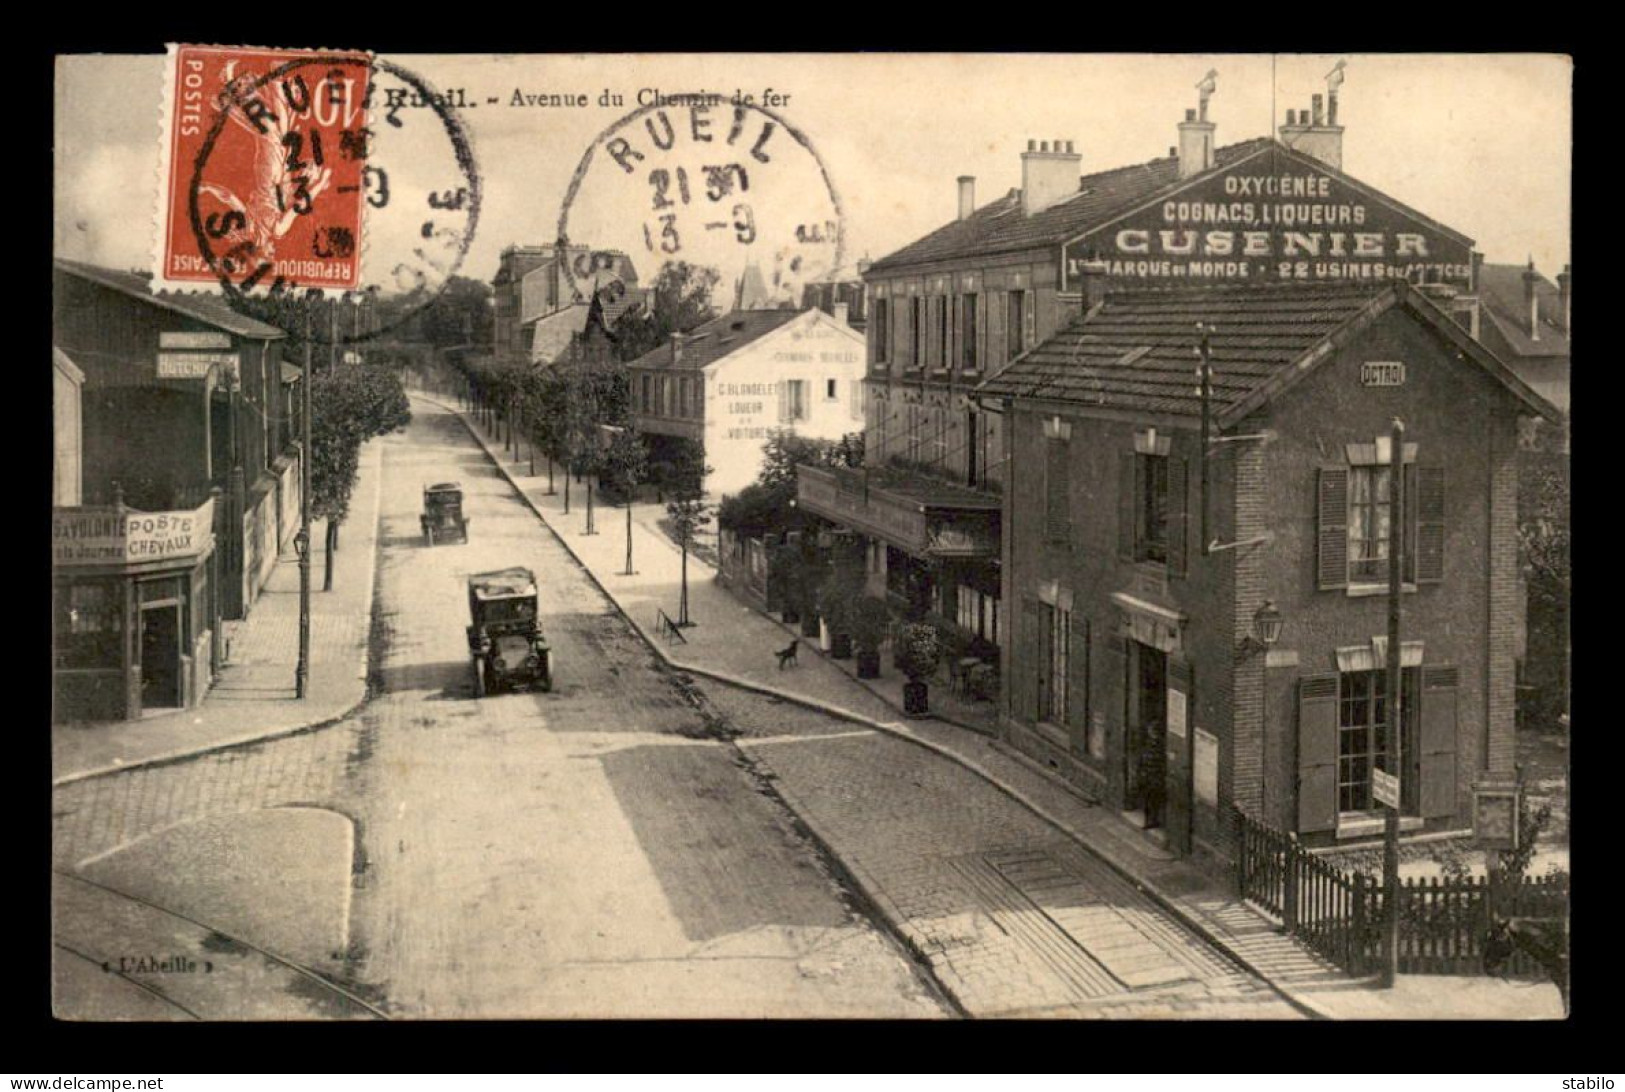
[980,281,1557,860]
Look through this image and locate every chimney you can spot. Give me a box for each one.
[671,332,687,362]
[833,301,851,327]
[957,175,976,221]
[1523,258,1542,341]
[1178,107,1216,180]
[1281,64,1347,170]
[1076,259,1110,310]
[1020,138,1081,216]
[1557,264,1571,334]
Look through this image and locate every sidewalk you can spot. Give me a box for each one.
[442,393,1565,1020]
[52,440,385,786]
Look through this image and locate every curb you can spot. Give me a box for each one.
[52,441,388,788]
[443,394,1335,1021]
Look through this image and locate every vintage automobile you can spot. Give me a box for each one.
[466,567,552,696]
[420,482,469,546]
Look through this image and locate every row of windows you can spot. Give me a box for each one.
[1040,436,1444,588]
[871,290,1026,372]
[637,377,861,424]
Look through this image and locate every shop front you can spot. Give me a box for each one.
[52,497,218,722]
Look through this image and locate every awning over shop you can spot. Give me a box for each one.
[797,464,1000,559]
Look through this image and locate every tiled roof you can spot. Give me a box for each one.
[626,309,801,372]
[1477,263,1570,359]
[976,281,1392,419]
[54,258,287,339]
[867,139,1275,273]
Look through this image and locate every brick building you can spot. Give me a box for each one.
[977,280,1559,858]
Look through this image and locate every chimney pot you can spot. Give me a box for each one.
[1020,137,1082,215]
[833,301,851,327]
[1557,264,1571,334]
[1312,94,1325,126]
[1185,108,1197,122]
[957,175,976,221]
[1523,260,1542,341]
[1169,146,1178,157]
[1028,139,1036,152]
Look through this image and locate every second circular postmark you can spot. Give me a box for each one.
[555,97,845,311]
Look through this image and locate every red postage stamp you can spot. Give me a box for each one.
[156,44,372,293]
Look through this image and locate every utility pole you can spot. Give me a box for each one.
[1380,416,1406,987]
[1196,322,1214,555]
[296,304,314,699]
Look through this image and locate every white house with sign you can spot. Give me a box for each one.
[628,306,866,498]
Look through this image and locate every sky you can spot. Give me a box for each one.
[55,52,1572,298]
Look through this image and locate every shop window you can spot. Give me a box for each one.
[1336,667,1419,815]
[54,581,122,670]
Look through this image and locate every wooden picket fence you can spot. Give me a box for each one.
[1231,806,1568,979]
[1234,807,1377,975]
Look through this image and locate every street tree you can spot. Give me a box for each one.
[600,427,649,575]
[611,261,723,362]
[667,471,713,627]
[310,363,411,589]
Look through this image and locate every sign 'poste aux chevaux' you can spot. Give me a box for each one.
[1062,147,1474,291]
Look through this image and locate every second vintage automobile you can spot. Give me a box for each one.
[466,567,552,696]
[421,482,469,546]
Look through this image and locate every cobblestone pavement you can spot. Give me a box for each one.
[700,687,1302,1019]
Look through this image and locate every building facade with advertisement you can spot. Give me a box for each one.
[802,70,1483,670]
[628,308,866,498]
[978,280,1559,859]
[52,259,301,722]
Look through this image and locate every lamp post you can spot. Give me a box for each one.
[1380,417,1407,988]
[1248,600,1283,878]
[295,304,313,700]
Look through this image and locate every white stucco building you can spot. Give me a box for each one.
[629,306,867,498]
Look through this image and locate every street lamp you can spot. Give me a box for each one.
[1253,600,1283,650]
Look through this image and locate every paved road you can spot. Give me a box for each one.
[53,405,943,1020]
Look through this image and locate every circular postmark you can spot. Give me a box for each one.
[555,98,844,313]
[184,51,481,344]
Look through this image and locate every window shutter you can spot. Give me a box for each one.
[1068,613,1091,749]
[1415,466,1445,584]
[1169,456,1190,577]
[1418,665,1459,818]
[1045,439,1070,542]
[778,381,790,424]
[1118,452,1137,560]
[849,379,860,420]
[1296,673,1340,833]
[1317,466,1350,590]
[1020,599,1044,722]
[1096,635,1128,793]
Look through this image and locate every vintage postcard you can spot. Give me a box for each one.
[51,51,1570,1021]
